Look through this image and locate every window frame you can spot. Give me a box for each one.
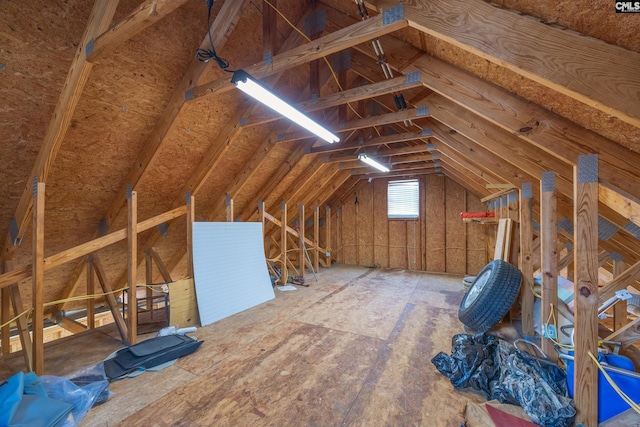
[387,179,420,219]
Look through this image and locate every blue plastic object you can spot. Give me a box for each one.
[566,352,640,423]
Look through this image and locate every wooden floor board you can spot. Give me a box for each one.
[293,268,421,340]
[342,303,484,426]
[1,266,481,426]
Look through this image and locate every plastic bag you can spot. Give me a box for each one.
[66,362,113,405]
[40,374,108,427]
[431,333,575,427]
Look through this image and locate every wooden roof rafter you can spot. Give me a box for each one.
[0,0,119,267]
[86,0,193,62]
[187,10,409,100]
[324,143,432,163]
[104,5,329,292]
[362,0,640,128]
[51,0,250,315]
[334,2,640,204]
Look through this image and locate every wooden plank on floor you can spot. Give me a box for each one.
[168,278,200,328]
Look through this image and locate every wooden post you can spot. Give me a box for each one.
[1,263,10,354]
[258,200,267,255]
[613,257,628,331]
[314,205,320,273]
[32,179,45,374]
[225,194,233,222]
[127,187,138,345]
[337,206,342,264]
[573,154,600,426]
[281,202,288,285]
[86,257,95,329]
[186,192,195,278]
[501,194,508,219]
[540,171,558,361]
[299,204,305,279]
[519,183,535,337]
[508,191,520,265]
[145,249,154,314]
[325,206,331,268]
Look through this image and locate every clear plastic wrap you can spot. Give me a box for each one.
[40,374,108,427]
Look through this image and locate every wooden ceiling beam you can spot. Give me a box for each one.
[327,176,360,207]
[323,4,422,71]
[335,5,640,209]
[433,124,640,261]
[389,153,437,165]
[413,2,640,127]
[428,101,640,247]
[50,0,249,315]
[354,169,440,181]
[111,7,322,287]
[344,159,434,170]
[279,107,427,144]
[87,0,191,61]
[430,121,540,196]
[264,164,341,238]
[364,0,640,127]
[102,0,249,229]
[240,145,314,222]
[354,163,437,176]
[324,143,431,163]
[264,159,330,219]
[301,169,349,209]
[436,148,511,193]
[405,54,640,203]
[425,96,576,195]
[242,75,423,128]
[189,12,408,100]
[207,136,286,222]
[0,0,119,266]
[440,165,492,200]
[309,129,429,154]
[599,183,640,229]
[270,170,351,243]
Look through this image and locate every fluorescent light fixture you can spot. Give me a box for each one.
[358,153,390,172]
[231,70,340,144]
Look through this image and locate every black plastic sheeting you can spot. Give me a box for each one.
[431,334,575,427]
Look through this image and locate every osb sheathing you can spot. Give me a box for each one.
[322,0,640,153]
[0,0,638,308]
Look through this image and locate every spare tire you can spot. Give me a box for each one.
[458,259,522,333]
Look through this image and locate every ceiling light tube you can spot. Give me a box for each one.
[358,153,390,172]
[231,70,340,144]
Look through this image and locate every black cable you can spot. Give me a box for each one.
[196,0,234,72]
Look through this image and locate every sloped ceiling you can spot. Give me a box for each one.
[0,0,639,312]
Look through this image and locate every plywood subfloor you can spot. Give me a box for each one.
[1,266,485,426]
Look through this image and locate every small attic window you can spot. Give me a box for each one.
[388,179,419,219]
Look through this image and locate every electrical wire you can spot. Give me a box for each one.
[262,0,376,134]
[588,350,640,415]
[542,303,573,350]
[355,0,413,128]
[196,0,234,72]
[0,308,32,330]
